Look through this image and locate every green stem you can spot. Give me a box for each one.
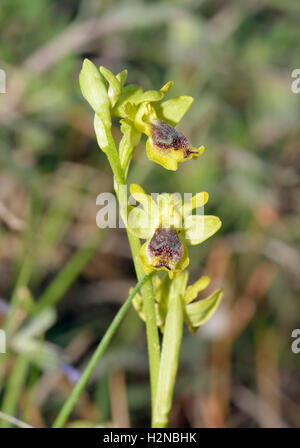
[102,128,160,411]
[126,231,160,409]
[152,294,184,428]
[52,273,150,428]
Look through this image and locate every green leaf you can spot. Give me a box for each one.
[153,294,184,427]
[156,96,194,126]
[79,59,111,127]
[185,288,223,332]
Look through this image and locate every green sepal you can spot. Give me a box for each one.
[156,96,194,126]
[132,290,145,321]
[116,69,128,87]
[131,81,173,106]
[131,289,165,330]
[112,84,143,117]
[185,288,223,333]
[184,215,222,246]
[99,66,122,107]
[132,89,165,105]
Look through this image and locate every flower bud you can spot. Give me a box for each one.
[79,59,111,127]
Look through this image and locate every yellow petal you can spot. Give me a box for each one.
[134,102,157,134]
[160,81,174,94]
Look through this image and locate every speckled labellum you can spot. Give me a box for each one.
[146,227,184,271]
[146,120,205,171]
[151,120,196,159]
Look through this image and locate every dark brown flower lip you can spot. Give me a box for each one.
[147,227,184,269]
[150,120,195,158]
[155,262,171,270]
[182,148,197,158]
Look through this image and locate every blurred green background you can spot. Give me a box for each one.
[0,0,300,428]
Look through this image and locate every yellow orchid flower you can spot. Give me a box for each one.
[125,184,221,278]
[113,79,204,170]
[127,94,203,170]
[80,60,204,171]
[145,119,204,171]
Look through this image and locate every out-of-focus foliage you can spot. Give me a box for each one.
[0,0,300,428]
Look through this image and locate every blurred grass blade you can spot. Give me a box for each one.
[52,273,150,428]
[0,354,30,428]
[32,231,105,314]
